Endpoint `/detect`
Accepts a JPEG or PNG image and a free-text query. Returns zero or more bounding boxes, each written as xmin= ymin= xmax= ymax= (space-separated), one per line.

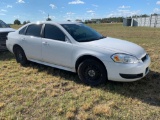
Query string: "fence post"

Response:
xmin=150 ymin=14 xmax=152 ymax=27
xmin=144 ymin=17 xmax=146 ymax=26
xmin=155 ymin=15 xmax=158 ymax=28
xmin=141 ymin=16 xmax=142 ymax=26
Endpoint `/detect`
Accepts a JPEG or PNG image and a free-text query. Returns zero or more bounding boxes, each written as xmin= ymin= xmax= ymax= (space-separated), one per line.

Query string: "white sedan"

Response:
xmin=6 ymin=21 xmax=151 ymax=86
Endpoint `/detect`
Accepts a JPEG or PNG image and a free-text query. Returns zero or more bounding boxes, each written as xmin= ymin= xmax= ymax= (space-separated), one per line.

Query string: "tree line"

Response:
xmin=13 ymin=14 xmax=154 ymax=25
xmin=84 ymin=14 xmax=153 ymax=24
xmin=13 ymin=17 xmax=52 ymax=25
xmin=13 ymin=17 xmax=123 ymax=25
xmin=84 ymin=17 xmax=123 ymax=24
xmin=14 ymin=19 xmax=31 ymax=25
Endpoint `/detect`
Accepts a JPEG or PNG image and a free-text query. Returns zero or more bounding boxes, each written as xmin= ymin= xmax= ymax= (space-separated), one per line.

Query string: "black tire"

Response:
xmin=14 ymin=47 xmax=28 ymax=66
xmin=78 ymin=59 xmax=107 ymax=86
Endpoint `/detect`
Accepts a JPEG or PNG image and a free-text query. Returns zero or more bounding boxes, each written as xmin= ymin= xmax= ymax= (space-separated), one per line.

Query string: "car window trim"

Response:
xmin=19 ymin=25 xmax=28 ymax=35
xmin=41 ymin=24 xmax=45 ymax=38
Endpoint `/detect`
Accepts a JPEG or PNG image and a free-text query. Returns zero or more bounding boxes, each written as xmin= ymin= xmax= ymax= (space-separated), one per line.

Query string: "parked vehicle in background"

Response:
xmin=0 ymin=20 xmax=15 ymax=51
xmin=6 ymin=21 xmax=151 ymax=86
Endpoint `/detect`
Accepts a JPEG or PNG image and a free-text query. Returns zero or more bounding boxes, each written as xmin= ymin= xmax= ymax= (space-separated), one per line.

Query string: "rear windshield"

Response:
xmin=0 ymin=20 xmax=10 ymax=28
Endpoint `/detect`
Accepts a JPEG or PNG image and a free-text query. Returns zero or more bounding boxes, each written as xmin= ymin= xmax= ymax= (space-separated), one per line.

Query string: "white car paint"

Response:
xmin=6 ymin=21 xmax=151 ymax=82
xmin=21 ymin=35 xmax=42 ymax=61
xmin=41 ymin=38 xmax=74 ymax=68
xmin=0 ymin=28 xmax=15 ymax=32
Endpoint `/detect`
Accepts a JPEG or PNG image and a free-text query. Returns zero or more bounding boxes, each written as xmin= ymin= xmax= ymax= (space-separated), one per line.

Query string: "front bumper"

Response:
xmin=0 ymin=32 xmax=10 ymax=51
xmin=102 ymin=55 xmax=151 ymax=82
xmin=0 ymin=41 xmax=7 ymax=51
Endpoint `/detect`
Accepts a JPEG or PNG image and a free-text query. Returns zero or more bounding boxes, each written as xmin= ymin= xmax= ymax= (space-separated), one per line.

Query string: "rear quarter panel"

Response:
xmin=6 ymin=31 xmax=21 ymax=53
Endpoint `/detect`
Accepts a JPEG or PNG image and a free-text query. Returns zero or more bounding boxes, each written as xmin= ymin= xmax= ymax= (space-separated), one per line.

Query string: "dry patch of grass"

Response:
xmin=93 ymin=103 xmax=112 ymax=116
xmin=1 ymin=24 xmax=160 ymax=119
xmin=10 ymin=25 xmax=23 ymax=29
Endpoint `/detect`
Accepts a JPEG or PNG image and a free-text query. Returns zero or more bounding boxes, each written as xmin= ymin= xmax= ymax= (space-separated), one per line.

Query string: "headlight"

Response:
xmin=111 ymin=54 xmax=139 ymax=64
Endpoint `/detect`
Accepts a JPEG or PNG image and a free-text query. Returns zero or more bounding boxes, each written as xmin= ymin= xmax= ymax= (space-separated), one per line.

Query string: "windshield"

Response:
xmin=0 ymin=20 xmax=10 ymax=28
xmin=61 ymin=23 xmax=105 ymax=42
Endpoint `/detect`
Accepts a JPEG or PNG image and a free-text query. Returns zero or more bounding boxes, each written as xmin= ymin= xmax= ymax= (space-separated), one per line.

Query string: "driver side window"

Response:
xmin=44 ymin=24 xmax=65 ymax=41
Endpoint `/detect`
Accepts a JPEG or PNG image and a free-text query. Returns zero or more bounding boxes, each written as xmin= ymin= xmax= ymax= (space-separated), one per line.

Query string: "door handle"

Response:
xmin=22 ymin=38 xmax=25 ymax=41
xmin=42 ymin=41 xmax=48 ymax=45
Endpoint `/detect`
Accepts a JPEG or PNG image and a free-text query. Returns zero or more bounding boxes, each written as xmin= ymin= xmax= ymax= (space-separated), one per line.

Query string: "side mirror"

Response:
xmin=65 ymin=36 xmax=71 ymax=43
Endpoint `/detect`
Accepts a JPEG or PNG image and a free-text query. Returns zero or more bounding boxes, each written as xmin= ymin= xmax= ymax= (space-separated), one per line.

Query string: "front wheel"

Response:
xmin=14 ymin=47 xmax=28 ymax=66
xmin=78 ymin=59 xmax=107 ymax=86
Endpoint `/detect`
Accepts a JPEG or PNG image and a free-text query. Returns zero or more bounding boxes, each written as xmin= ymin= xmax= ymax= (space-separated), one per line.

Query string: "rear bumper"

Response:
xmin=102 ymin=56 xmax=151 ymax=82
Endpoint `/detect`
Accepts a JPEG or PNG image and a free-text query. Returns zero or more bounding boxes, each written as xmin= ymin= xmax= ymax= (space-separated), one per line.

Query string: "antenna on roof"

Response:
xmin=46 ymin=14 xmax=52 ymax=21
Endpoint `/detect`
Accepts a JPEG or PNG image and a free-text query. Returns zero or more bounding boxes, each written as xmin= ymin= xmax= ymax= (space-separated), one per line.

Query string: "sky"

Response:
xmin=0 ymin=0 xmax=160 ymax=23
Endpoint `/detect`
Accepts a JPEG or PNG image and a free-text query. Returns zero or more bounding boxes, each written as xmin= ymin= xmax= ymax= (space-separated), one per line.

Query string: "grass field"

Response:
xmin=0 ymin=24 xmax=160 ymax=120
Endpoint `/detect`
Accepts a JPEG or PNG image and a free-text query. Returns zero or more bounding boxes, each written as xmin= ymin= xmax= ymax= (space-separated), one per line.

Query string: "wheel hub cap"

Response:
xmin=88 ymin=70 xmax=96 ymax=77
xmin=18 ymin=53 xmax=23 ymax=60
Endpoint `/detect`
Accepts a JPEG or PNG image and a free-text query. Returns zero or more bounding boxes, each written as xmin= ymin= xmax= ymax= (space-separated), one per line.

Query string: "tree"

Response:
xmin=26 ymin=20 xmax=30 ymax=23
xmin=23 ymin=21 xmax=27 ymax=25
xmin=14 ymin=19 xmax=21 ymax=25
xmin=141 ymin=14 xmax=149 ymax=17
xmin=152 ymin=13 xmax=158 ymax=16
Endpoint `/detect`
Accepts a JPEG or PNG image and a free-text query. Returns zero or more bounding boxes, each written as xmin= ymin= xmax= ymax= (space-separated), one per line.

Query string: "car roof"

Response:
xmin=29 ymin=21 xmax=82 ymax=25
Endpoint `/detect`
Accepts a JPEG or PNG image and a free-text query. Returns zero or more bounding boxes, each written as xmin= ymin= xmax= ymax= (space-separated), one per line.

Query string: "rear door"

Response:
xmin=41 ymin=24 xmax=73 ymax=68
xmin=21 ymin=24 xmax=42 ymax=61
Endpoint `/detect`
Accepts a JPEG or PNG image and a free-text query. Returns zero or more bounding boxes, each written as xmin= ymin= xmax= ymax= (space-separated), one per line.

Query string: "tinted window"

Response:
xmin=26 ymin=24 xmax=42 ymax=37
xmin=44 ymin=24 xmax=65 ymax=41
xmin=0 ymin=20 xmax=10 ymax=28
xmin=19 ymin=26 xmax=27 ymax=35
xmin=61 ymin=24 xmax=105 ymax=42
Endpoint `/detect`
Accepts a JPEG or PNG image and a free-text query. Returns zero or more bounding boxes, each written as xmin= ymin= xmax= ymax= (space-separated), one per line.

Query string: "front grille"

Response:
xmin=0 ymin=32 xmax=9 ymax=41
xmin=141 ymin=54 xmax=148 ymax=62
xmin=120 ymin=73 xmax=143 ymax=79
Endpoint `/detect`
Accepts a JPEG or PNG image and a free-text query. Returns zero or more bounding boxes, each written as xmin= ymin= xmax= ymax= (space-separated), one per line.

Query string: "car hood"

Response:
xmin=80 ymin=37 xmax=146 ymax=59
xmin=0 ymin=28 xmax=15 ymax=32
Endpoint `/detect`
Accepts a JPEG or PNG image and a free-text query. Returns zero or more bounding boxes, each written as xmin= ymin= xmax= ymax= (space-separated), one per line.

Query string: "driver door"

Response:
xmin=41 ymin=24 xmax=73 ymax=68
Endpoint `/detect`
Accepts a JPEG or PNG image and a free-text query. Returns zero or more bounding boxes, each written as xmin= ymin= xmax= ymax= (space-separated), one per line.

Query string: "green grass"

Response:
xmin=0 ymin=23 xmax=160 ymax=120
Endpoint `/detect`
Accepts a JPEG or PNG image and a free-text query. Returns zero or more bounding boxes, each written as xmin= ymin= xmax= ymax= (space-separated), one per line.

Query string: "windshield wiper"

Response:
xmin=78 ymin=36 xmax=106 ymax=42
xmin=78 ymin=38 xmax=99 ymax=42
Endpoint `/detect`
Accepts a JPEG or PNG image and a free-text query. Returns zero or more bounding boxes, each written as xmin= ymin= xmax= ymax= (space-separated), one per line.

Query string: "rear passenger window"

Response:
xmin=26 ymin=24 xmax=42 ymax=37
xmin=44 ymin=24 xmax=65 ymax=41
xmin=19 ymin=26 xmax=27 ymax=35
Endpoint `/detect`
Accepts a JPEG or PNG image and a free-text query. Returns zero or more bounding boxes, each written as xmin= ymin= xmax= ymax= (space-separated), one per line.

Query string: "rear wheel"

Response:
xmin=14 ymin=47 xmax=28 ymax=66
xmin=78 ymin=59 xmax=107 ymax=86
